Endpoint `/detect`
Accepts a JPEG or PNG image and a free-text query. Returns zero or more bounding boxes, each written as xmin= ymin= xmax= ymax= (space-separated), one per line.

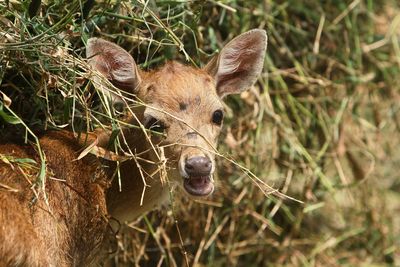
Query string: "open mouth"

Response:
xmin=183 ymin=175 xmax=214 ymax=196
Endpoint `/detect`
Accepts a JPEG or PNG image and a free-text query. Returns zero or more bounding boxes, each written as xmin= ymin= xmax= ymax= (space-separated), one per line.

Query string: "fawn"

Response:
xmin=0 ymin=29 xmax=267 ymax=266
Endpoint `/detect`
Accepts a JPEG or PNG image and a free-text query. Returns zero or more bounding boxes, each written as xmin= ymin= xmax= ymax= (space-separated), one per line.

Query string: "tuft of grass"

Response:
xmin=1 ymin=0 xmax=399 ymax=266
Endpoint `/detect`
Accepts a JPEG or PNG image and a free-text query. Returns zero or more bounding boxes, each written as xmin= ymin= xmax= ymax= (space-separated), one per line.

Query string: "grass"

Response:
xmin=1 ymin=0 xmax=400 ymax=266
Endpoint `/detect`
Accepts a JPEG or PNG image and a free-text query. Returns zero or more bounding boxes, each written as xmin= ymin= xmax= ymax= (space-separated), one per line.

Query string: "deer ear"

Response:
xmin=204 ymin=29 xmax=267 ymax=98
xmin=86 ymin=38 xmax=141 ymax=102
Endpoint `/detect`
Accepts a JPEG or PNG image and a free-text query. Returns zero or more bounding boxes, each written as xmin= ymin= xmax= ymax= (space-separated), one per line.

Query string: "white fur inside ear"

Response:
xmin=218 ymin=47 xmax=243 ymax=75
xmin=87 ymin=38 xmax=141 ymax=93
xmin=212 ymin=29 xmax=267 ymax=97
xmin=218 ymin=38 xmax=261 ymax=75
xmin=110 ymin=53 xmax=137 ymax=84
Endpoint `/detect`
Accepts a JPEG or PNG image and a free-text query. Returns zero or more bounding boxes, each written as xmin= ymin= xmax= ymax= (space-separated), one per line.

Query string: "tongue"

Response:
xmin=183 ymin=175 xmax=214 ymax=196
xmin=188 ymin=176 xmax=208 ymax=187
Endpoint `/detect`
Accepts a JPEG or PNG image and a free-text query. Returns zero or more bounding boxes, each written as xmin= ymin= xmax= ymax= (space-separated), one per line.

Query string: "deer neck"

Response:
xmin=105 ymin=112 xmax=172 ymax=224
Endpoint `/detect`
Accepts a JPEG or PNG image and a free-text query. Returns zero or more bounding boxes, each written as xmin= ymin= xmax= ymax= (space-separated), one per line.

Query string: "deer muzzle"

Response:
xmin=181 ymin=156 xmax=214 ymax=196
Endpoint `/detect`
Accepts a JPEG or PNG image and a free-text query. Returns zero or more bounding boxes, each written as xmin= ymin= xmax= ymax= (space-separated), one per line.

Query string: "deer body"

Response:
xmin=0 ymin=132 xmax=108 ymax=266
xmin=0 ymin=30 xmax=267 ymax=266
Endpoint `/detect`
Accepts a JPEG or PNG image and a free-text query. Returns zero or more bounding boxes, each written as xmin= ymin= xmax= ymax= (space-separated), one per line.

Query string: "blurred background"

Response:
xmin=0 ymin=0 xmax=399 ymax=266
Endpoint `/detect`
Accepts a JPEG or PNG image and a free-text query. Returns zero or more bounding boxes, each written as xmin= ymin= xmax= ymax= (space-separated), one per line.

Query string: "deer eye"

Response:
xmin=212 ymin=109 xmax=224 ymax=125
xmin=144 ymin=116 xmax=165 ymax=133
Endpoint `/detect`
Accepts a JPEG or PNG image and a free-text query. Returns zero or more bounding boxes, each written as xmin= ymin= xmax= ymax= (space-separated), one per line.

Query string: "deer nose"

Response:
xmin=185 ymin=156 xmax=212 ymax=176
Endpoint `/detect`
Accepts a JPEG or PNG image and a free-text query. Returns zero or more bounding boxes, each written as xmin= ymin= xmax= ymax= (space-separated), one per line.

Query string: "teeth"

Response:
xmin=183 ymin=176 xmax=214 ymax=196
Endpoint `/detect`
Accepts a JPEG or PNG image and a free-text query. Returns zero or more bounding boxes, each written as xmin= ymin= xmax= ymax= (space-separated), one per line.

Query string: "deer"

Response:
xmin=0 ymin=29 xmax=267 ymax=266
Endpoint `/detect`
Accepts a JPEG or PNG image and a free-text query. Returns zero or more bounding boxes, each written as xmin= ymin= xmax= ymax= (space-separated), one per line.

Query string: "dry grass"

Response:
xmin=1 ymin=0 xmax=399 ymax=266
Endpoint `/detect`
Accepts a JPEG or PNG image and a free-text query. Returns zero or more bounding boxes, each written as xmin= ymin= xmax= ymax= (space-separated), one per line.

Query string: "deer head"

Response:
xmin=86 ymin=29 xmax=267 ymax=197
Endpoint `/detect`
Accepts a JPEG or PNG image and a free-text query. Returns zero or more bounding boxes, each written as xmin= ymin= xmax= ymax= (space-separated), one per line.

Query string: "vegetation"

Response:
xmin=1 ymin=0 xmax=399 ymax=265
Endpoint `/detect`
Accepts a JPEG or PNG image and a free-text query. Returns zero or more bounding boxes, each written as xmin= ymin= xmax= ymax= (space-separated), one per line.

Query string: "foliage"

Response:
xmin=1 ymin=0 xmax=399 ymax=266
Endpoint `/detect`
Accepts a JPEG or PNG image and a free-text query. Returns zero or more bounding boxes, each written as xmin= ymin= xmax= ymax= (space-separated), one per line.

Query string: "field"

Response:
xmin=0 ymin=0 xmax=399 ymax=266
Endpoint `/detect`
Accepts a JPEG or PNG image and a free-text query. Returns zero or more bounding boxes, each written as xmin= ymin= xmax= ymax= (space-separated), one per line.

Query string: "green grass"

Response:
xmin=1 ymin=0 xmax=399 ymax=266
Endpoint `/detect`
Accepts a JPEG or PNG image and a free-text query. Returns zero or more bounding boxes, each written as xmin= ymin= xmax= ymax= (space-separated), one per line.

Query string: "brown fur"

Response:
xmin=0 ymin=63 xmax=222 ymax=266
xmin=105 ymin=63 xmax=224 ymax=223
xmin=0 ymin=29 xmax=267 ymax=266
xmin=0 ymin=132 xmax=108 ymax=266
